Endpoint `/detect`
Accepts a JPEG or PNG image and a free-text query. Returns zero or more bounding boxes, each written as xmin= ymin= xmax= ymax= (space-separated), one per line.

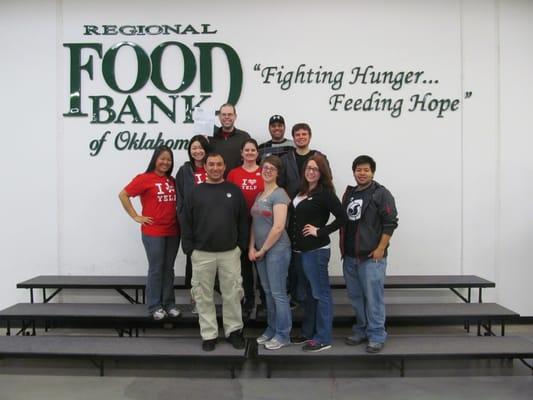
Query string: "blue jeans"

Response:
xmin=142 ymin=234 xmax=179 ymax=313
xmin=256 ymin=245 xmax=292 ymax=344
xmin=300 ymin=248 xmax=333 ymax=345
xmin=343 ymin=256 xmax=387 ymax=343
xmin=290 ymin=252 xmax=308 ymax=304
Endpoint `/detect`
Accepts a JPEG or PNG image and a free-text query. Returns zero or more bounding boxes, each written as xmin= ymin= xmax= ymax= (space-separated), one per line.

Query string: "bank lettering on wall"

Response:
xmin=62 ymin=24 xmax=242 ymax=156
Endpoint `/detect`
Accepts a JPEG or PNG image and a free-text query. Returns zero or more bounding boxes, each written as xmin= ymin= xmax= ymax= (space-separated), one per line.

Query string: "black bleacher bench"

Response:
xmin=0 ymin=302 xmax=518 ymax=337
xmin=0 ymin=335 xmax=246 ymax=377
xmin=17 ymin=274 xmax=495 ymax=304
xmin=256 ymin=335 xmax=533 ymax=377
xmin=0 ymin=335 xmax=531 ymax=378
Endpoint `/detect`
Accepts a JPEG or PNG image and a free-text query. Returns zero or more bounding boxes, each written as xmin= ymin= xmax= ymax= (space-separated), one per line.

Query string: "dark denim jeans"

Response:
xmin=343 ymin=256 xmax=387 ymax=343
xmin=142 ymin=234 xmax=179 ymax=313
xmin=256 ymin=245 xmax=292 ymax=344
xmin=300 ymin=248 xmax=333 ymax=345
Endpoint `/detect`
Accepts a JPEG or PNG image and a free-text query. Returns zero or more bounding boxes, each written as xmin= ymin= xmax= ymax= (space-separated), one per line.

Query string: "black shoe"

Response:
xmin=290 ymin=335 xmax=310 ymax=345
xmin=290 ymin=300 xmax=299 ymax=310
xmin=302 ymin=340 xmax=332 ymax=353
xmin=366 ymin=342 xmax=384 ymax=353
xmin=202 ymin=338 xmax=217 ymax=352
xmin=226 ymin=330 xmax=246 ymax=350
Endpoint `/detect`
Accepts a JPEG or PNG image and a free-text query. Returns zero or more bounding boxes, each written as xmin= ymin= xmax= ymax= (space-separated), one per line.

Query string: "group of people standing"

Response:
xmin=119 ymin=103 xmax=399 ymax=354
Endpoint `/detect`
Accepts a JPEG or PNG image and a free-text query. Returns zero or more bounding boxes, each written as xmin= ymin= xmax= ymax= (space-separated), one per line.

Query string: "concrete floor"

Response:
xmin=0 ymin=375 xmax=532 ymax=400
xmin=0 ymin=324 xmax=532 ymax=399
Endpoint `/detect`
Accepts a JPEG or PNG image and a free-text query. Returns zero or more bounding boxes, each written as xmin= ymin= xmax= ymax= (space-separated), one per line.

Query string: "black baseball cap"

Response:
xmin=269 ymin=115 xmax=285 ymax=125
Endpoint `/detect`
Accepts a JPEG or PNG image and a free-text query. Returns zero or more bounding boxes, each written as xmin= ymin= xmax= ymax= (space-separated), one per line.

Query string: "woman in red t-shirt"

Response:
xmin=175 ymin=135 xmax=210 ymax=291
xmin=119 ymin=145 xmax=181 ymax=320
xmin=227 ymin=138 xmax=265 ymax=318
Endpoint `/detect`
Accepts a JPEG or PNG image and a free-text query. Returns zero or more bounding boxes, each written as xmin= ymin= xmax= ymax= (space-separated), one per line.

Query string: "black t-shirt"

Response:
xmin=344 ymin=186 xmax=372 ymax=257
xmin=295 ymin=150 xmax=316 ymax=177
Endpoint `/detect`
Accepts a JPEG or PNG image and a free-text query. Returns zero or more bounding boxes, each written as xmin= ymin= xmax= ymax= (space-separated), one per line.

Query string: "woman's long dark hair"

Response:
xmin=187 ymin=135 xmax=211 ymax=166
xmin=298 ymin=154 xmax=334 ymax=195
xmin=146 ymin=145 xmax=174 ymax=177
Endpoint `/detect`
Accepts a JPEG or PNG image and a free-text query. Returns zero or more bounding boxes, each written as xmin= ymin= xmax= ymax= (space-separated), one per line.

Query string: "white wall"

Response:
xmin=0 ymin=0 xmax=531 ymax=315
xmin=0 ymin=0 xmax=59 ymax=307
xmin=497 ymin=0 xmax=533 ymax=315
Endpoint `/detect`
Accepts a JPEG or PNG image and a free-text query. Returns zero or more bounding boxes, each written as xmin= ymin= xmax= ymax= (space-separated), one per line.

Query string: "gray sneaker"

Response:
xmin=345 ymin=335 xmax=367 ymax=346
xmin=256 ymin=334 xmax=271 ymax=345
xmin=366 ymin=342 xmax=384 ymax=353
xmin=167 ymin=308 xmax=181 ymax=318
xmin=152 ymin=308 xmax=167 ymax=320
xmin=264 ymin=338 xmax=289 ymax=350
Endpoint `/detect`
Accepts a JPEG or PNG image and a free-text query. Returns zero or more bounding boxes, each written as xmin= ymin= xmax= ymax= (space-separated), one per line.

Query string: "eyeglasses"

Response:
xmin=305 ymin=166 xmax=320 ymax=173
xmin=262 ymin=166 xmax=277 ymax=172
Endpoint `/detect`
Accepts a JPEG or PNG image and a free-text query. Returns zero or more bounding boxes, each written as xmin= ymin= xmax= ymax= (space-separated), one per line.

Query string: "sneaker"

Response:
xmin=290 ymin=300 xmax=299 ymax=310
xmin=166 ymin=308 xmax=181 ymax=318
xmin=366 ymin=342 xmax=384 ymax=353
xmin=227 ymin=330 xmax=246 ymax=350
xmin=264 ymin=338 xmax=289 ymax=350
xmin=256 ymin=334 xmax=271 ymax=345
xmin=302 ymin=340 xmax=332 ymax=352
xmin=151 ymin=308 xmax=167 ymax=320
xmin=291 ymin=335 xmax=310 ymax=345
xmin=345 ymin=335 xmax=367 ymax=346
xmin=202 ymin=338 xmax=217 ymax=352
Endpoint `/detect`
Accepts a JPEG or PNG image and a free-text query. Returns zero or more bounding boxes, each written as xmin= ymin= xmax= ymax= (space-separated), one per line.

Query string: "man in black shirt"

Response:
xmin=280 ymin=123 xmax=328 ymax=199
xmin=181 ymin=153 xmax=249 ymax=351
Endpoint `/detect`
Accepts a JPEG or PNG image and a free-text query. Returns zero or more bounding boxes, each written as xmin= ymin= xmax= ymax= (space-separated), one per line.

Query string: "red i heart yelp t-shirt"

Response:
xmin=124 ymin=172 xmax=179 ymax=237
xmin=226 ymin=166 xmax=264 ymax=211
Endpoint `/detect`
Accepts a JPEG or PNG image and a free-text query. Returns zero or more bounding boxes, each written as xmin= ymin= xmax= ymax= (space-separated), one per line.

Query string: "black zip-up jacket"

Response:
xmin=181 ymin=181 xmax=249 ymax=255
xmin=289 ymin=188 xmax=345 ymax=252
xmin=339 ymin=181 xmax=398 ymax=258
xmin=175 ymin=161 xmax=195 ymax=216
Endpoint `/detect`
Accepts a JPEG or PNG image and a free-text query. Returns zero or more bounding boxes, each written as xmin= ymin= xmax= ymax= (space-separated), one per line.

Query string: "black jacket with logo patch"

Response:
xmin=339 ymin=181 xmax=398 ymax=258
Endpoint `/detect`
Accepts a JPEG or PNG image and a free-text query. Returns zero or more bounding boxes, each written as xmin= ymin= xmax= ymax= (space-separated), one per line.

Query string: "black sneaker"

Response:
xmin=202 ymin=338 xmax=217 ymax=352
xmin=302 ymin=340 xmax=332 ymax=353
xmin=226 ymin=330 xmax=246 ymax=350
xmin=290 ymin=335 xmax=310 ymax=345
xmin=366 ymin=342 xmax=384 ymax=353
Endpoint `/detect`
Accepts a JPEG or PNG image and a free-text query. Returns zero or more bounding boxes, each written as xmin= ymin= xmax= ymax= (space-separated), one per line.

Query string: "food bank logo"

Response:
xmin=63 ymin=24 xmax=243 ymax=125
